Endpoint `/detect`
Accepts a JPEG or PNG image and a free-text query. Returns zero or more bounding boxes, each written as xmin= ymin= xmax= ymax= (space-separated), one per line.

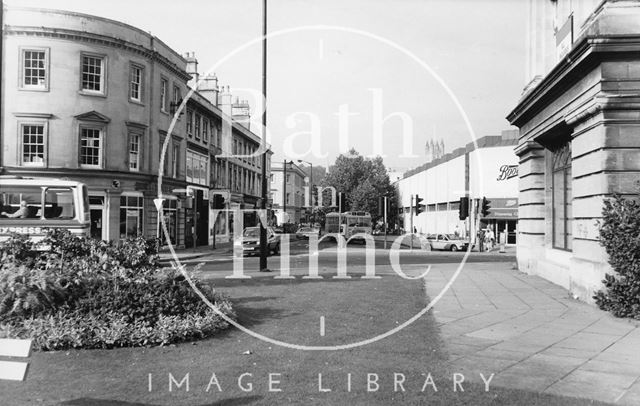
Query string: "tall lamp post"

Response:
xmin=297 ymin=159 xmax=312 ymax=223
xmin=259 ymin=0 xmax=269 ymax=272
xmin=282 ymin=160 xmax=293 ymax=225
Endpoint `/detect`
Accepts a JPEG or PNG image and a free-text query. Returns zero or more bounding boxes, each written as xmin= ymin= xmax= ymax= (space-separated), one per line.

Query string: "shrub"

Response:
xmin=594 ymin=194 xmax=640 ymax=318
xmin=0 ymin=230 xmax=235 ymax=350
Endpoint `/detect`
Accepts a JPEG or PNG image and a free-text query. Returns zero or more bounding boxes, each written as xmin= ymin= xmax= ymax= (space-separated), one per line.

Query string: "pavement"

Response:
xmin=426 ymin=262 xmax=640 ymax=405
xmin=157 ymin=242 xmax=233 ymax=263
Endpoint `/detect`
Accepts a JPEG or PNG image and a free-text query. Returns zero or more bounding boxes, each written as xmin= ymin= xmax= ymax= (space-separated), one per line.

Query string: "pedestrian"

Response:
xmin=478 ymin=228 xmax=485 ymax=252
xmin=413 ymin=226 xmax=417 ymax=234
xmin=2 ymin=200 xmax=29 ymax=218
xmin=454 ymin=225 xmax=460 ymax=237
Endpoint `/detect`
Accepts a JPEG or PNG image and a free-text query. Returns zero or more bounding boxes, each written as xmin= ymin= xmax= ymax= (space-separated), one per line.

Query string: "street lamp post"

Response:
xmin=282 ymin=160 xmax=294 ymax=226
xmin=259 ymin=0 xmax=269 ymax=272
xmin=297 ymin=159 xmax=312 ymax=223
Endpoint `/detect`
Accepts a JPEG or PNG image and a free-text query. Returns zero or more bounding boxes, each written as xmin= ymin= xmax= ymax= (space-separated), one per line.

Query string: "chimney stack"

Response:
xmin=184 ymin=52 xmax=199 ymax=89
xmin=199 ymin=73 xmax=219 ymax=106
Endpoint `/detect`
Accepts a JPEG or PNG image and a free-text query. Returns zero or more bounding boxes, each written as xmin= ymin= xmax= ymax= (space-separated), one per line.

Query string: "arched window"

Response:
xmin=552 ymin=142 xmax=572 ymax=250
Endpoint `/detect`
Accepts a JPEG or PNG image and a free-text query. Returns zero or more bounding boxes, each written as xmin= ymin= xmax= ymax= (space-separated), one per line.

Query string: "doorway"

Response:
xmin=89 ymin=195 xmax=106 ymax=240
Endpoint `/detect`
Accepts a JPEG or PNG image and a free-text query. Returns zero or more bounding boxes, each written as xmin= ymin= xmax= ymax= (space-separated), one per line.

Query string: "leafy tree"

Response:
xmin=322 ymin=149 xmax=398 ymax=226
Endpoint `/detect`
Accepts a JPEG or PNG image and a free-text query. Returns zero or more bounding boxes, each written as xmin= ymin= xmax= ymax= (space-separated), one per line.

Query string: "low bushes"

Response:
xmin=594 ymin=194 xmax=640 ymax=319
xmin=0 ymin=230 xmax=234 ymax=350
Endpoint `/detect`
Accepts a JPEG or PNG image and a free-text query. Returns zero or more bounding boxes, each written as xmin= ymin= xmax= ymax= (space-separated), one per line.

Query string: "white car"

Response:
xmin=426 ymin=234 xmax=469 ymax=251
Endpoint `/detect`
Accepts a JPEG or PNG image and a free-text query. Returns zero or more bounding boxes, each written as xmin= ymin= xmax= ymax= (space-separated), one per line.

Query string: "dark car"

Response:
xmin=236 ymin=226 xmax=280 ymax=256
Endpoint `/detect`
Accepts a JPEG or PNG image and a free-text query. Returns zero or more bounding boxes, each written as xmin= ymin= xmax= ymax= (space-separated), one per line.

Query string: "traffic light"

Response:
xmin=212 ymin=194 xmax=225 ymax=209
xmin=459 ymin=197 xmax=469 ymax=220
xmin=481 ymin=197 xmax=491 ymax=217
xmin=414 ymin=194 xmax=425 ymax=215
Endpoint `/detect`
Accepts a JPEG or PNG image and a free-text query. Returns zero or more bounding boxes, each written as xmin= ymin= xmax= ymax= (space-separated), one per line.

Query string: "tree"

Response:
xmin=322 ymin=149 xmax=398 ymax=226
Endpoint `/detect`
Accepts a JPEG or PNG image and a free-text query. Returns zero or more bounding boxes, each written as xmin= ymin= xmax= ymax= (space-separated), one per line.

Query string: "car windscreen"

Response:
xmin=243 ymin=228 xmax=260 ymax=238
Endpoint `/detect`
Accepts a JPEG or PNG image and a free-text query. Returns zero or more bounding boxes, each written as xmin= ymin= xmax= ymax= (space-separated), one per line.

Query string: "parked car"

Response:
xmin=426 ymin=233 xmax=469 ymax=251
xmin=296 ymin=226 xmax=320 ymax=239
xmin=236 ymin=226 xmax=280 ymax=256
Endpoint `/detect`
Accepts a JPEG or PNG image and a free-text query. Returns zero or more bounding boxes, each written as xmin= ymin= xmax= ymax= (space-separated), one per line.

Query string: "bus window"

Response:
xmin=44 ymin=188 xmax=76 ymax=219
xmin=0 ymin=187 xmax=42 ymax=219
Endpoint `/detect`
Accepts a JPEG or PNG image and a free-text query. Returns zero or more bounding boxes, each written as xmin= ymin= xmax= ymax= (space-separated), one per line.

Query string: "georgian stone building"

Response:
xmin=0 ymin=6 xmax=271 ymax=246
xmin=507 ymin=0 xmax=640 ymax=302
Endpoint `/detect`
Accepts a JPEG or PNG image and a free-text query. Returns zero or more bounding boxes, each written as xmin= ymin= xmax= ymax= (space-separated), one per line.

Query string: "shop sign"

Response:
xmin=0 ymin=226 xmax=45 ymax=234
xmin=497 ymin=165 xmax=518 ymax=181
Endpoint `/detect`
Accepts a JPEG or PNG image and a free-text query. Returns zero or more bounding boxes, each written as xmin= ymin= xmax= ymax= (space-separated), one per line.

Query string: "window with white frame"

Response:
xmin=21 ymin=123 xmax=46 ymax=166
xmin=129 ymin=133 xmax=141 ymax=171
xmin=186 ymin=110 xmax=193 ymax=136
xmin=172 ymin=143 xmax=179 ymax=178
xmin=173 ymin=85 xmax=181 ymax=104
xmin=21 ymin=48 xmax=48 ymax=90
xmin=194 ymin=113 xmax=201 ymax=140
xmin=129 ymin=64 xmax=143 ymax=102
xmin=80 ymin=127 xmax=103 ymax=167
xmin=202 ymin=118 xmax=209 ymax=143
xmin=160 ymin=78 xmax=168 ymax=112
xmin=120 ymin=195 xmax=143 ymax=238
xmin=81 ymin=54 xmax=105 ymax=94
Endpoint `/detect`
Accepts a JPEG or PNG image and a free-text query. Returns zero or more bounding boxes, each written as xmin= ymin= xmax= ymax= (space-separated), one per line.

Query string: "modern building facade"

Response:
xmin=397 ymin=131 xmax=519 ymax=243
xmin=507 ymin=0 xmax=640 ymax=302
xmin=270 ymin=160 xmax=306 ymax=224
xmin=0 ymin=6 xmax=271 ymax=246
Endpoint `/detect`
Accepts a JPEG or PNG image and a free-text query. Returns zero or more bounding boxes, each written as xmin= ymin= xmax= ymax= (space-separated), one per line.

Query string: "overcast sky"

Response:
xmin=8 ymin=0 xmax=528 ymax=170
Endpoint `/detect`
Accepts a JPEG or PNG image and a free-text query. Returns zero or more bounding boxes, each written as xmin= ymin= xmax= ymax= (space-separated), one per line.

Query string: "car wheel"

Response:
xmin=450 ymin=245 xmax=459 ymax=252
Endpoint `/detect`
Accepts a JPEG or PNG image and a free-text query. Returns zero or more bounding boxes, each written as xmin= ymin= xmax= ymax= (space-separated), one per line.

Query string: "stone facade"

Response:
xmin=508 ymin=0 xmax=640 ymax=302
xmin=0 ymin=6 xmax=272 ymax=246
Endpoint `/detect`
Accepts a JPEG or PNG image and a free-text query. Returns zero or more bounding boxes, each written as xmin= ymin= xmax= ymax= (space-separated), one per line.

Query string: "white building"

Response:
xmin=397 ymin=132 xmax=518 ymax=243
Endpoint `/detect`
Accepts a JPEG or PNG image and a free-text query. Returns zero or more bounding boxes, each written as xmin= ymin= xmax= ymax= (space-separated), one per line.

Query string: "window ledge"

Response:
xmin=78 ymin=90 xmax=107 ymax=98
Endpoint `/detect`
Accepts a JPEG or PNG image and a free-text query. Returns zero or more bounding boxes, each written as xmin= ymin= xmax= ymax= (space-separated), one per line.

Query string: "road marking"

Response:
xmin=320 ymin=316 xmax=325 ymax=337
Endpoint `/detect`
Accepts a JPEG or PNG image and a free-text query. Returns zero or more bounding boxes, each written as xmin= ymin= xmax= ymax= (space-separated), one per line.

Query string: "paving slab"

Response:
xmin=426 ymin=262 xmax=640 ymax=405
xmin=545 ymin=369 xmax=637 ymax=404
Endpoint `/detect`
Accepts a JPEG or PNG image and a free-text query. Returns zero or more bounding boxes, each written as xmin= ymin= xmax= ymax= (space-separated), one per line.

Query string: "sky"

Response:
xmin=7 ymin=0 xmax=528 ymax=170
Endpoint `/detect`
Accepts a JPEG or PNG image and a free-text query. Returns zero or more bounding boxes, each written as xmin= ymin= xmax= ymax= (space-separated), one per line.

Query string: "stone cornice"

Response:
xmin=4 ymin=26 xmax=191 ymax=82
xmin=514 ymin=140 xmax=544 ymax=157
xmin=565 ymin=93 xmax=640 ymax=125
xmin=507 ymin=35 xmax=640 ymax=128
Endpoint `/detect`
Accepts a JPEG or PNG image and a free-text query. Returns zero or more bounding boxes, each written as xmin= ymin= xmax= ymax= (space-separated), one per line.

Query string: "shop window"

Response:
xmin=120 ymin=195 xmax=143 ymax=238
xmin=552 ymin=142 xmax=572 ymax=250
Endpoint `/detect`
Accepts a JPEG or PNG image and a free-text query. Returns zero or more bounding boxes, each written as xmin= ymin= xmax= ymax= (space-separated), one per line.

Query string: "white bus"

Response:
xmin=0 ymin=176 xmax=90 ymax=242
xmin=325 ymin=211 xmax=372 ymax=241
